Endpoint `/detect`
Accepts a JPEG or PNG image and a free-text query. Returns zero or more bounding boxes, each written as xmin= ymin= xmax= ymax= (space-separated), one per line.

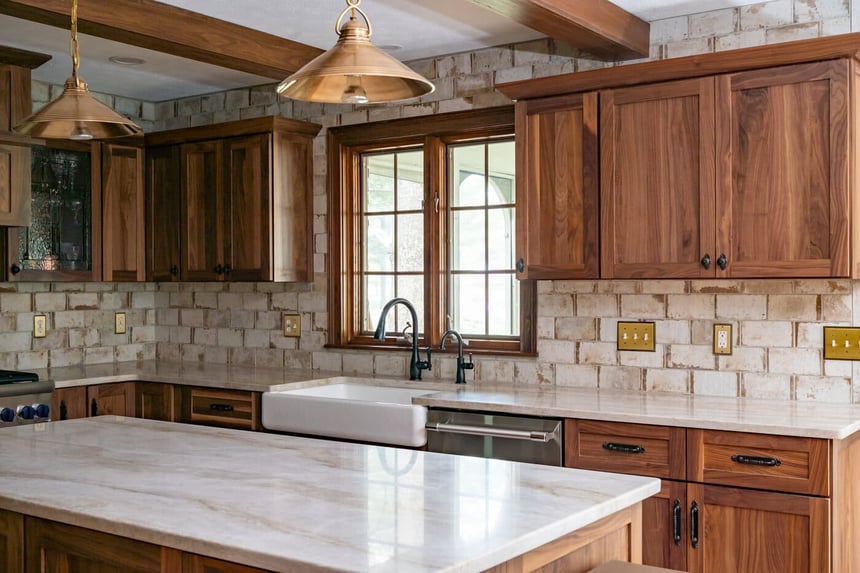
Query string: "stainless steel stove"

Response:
xmin=0 ymin=370 xmax=53 ymax=426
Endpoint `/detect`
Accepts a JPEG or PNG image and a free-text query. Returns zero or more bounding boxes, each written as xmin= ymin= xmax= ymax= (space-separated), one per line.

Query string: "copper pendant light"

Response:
xmin=278 ymin=0 xmax=434 ymax=105
xmin=14 ymin=0 xmax=142 ymax=140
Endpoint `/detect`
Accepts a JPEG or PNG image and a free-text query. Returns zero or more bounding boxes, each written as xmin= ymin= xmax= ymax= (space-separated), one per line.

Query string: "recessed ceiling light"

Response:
xmin=379 ymin=44 xmax=402 ymax=52
xmin=109 ymin=56 xmax=146 ymax=66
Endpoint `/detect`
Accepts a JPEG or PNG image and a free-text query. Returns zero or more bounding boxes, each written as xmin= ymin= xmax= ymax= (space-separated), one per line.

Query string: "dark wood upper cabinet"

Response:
xmin=101 ymin=142 xmax=145 ymax=281
xmin=145 ymin=116 xmax=319 ymax=282
xmin=515 ymin=92 xmax=599 ymax=279
xmin=715 ymin=59 xmax=850 ymax=278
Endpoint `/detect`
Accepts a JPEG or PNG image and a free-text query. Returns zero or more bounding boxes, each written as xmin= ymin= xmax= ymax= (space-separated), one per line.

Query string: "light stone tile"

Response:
xmin=718 ymin=347 xmax=766 ymax=372
xmin=242 ymin=293 xmax=269 ymax=311
xmin=180 ymin=309 xmax=206 ymax=328
xmin=218 ymin=328 xmax=244 ymax=348
xmin=132 ymin=292 xmax=156 ymax=308
xmin=0 ymin=332 xmax=31 ymax=352
xmin=650 ymin=15 xmax=689 ymax=43
xmin=69 ymin=328 xmax=99 ymax=348
xmin=230 ymin=310 xmax=255 ymax=329
xmin=576 ymin=294 xmax=618 ymax=317
xmin=664 ymin=37 xmax=714 ymax=58
xmin=116 ymin=344 xmax=147 ymax=362
xmin=692 ymin=280 xmax=740 ymax=294
xmin=766 ymin=22 xmax=821 ymax=42
xmin=599 ymin=318 xmax=621 ymax=341
xmin=50 ymin=348 xmax=83 ymax=367
xmin=254 ymin=349 xmax=285 ymax=368
xmin=54 ymin=311 xmax=85 ymax=329
xmin=170 ymin=326 xmax=192 ymax=344
xmin=741 ymin=320 xmax=793 ymax=347
xmin=796 ymin=375 xmax=851 ymax=403
xmin=740 ymin=373 xmax=792 ymax=400
xmin=374 ymin=354 xmax=407 ymax=378
xmin=821 ymin=294 xmax=852 ymax=321
xmin=555 ymin=364 xmax=598 ymax=388
xmin=216 ymin=293 xmax=242 ymax=310
xmin=0 ymin=293 xmax=31 ymax=313
xmin=157 ymin=343 xmax=180 ymax=361
xmin=620 ymin=295 xmax=666 ymax=319
xmin=796 ymin=279 xmax=851 ymax=294
xmin=768 ymin=294 xmax=818 ymax=320
xmin=84 ymin=347 xmax=114 ymax=365
xmin=180 ymin=345 xmax=206 ymax=362
xmin=255 ymin=311 xmax=282 ymax=330
xmin=668 ymin=345 xmax=716 ymax=370
xmin=598 ymin=366 xmax=643 ymax=391
xmin=513 ymin=361 xmax=555 ymax=385
xmin=131 ymin=326 xmax=156 ymax=344
xmin=822 ymin=15 xmax=851 ymax=33
xmin=690 ymin=8 xmax=737 ymax=37
xmin=473 ymin=46 xmax=514 ymax=71
xmin=740 ymin=0 xmax=794 ymax=30
xmin=619 ymin=346 xmax=664 ymax=368
xmin=597 ymin=281 xmax=639 ymax=294
xmin=16 ymin=351 xmax=48 ymax=370
xmin=716 ymin=29 xmax=768 ymax=50
xmin=797 ymin=322 xmax=833 ymax=348
xmin=693 ymin=370 xmax=738 ymax=397
xmin=206 ymin=310 xmax=230 ymax=328
xmin=667 ymin=294 xmax=715 ymax=319
xmin=653 ymin=320 xmax=692 ymax=344
xmin=193 ymin=328 xmax=218 ymax=346
xmin=342 ymin=353 xmax=374 ymax=375
xmin=553 ymin=281 xmax=598 ymax=294
xmin=0 ymin=354 xmax=15 ymax=369
xmin=740 ymin=280 xmax=794 ymax=294
xmin=436 ymin=53 xmax=471 ymax=78
xmin=640 ymin=280 xmax=688 ymax=294
xmin=244 ymin=330 xmax=269 ymax=349
xmin=537 ymin=281 xmax=554 ymax=295
xmin=230 ymin=348 xmax=256 ymax=366
xmin=538 ymin=294 xmax=574 ymax=317
xmin=579 ymin=341 xmax=618 ymax=365
xmin=645 ymin=369 xmax=690 ymax=393
xmin=794 ymin=0 xmax=849 ymax=20
xmin=202 ymin=346 xmax=229 ymax=364
xmin=537 ymin=317 xmax=555 ymax=340
xmin=284 ymin=351 xmax=313 ymax=370
xmin=34 ymin=293 xmax=66 ymax=312
xmin=716 ymin=294 xmax=767 ymax=319
xmin=453 ymin=73 xmax=493 ymax=98
xmin=824 ymin=358 xmax=852 ymax=377
xmin=554 ymin=317 xmax=597 ymax=341
xmin=477 ymin=359 xmax=515 ymax=383
xmin=494 ymin=65 xmax=535 ymax=84
xmin=768 ymin=347 xmax=821 ymax=375
xmin=298 ymin=292 xmax=327 ymax=313
xmin=269 ymin=333 xmax=298 ymax=350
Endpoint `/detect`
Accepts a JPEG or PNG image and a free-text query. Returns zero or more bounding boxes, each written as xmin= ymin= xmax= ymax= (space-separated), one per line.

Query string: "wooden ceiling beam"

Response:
xmin=466 ymin=0 xmax=650 ymax=60
xmin=0 ymin=0 xmax=323 ymax=80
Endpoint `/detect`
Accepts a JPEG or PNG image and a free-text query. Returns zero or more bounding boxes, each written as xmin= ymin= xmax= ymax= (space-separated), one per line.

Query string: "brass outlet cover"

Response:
xmin=617 ymin=321 xmax=655 ymax=352
xmin=824 ymin=326 xmax=860 ymax=360
xmin=115 ymin=312 xmax=127 ymax=335
xmin=283 ymin=313 xmax=301 ymax=338
xmin=33 ymin=315 xmax=47 ymax=339
xmin=713 ymin=324 xmax=732 ymax=355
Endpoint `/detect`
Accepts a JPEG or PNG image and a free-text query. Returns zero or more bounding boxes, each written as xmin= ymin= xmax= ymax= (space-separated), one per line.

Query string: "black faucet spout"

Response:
xmin=441 ymin=329 xmax=472 ymax=384
xmin=374 ymin=298 xmax=431 ymax=380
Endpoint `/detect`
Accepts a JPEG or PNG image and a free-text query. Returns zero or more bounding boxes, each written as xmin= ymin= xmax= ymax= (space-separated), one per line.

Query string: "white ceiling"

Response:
xmin=0 ymin=0 xmax=766 ymax=102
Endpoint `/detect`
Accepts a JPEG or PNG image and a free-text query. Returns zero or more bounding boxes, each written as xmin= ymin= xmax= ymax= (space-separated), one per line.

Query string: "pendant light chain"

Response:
xmin=336 ymin=0 xmax=372 ymax=38
xmin=70 ymin=0 xmax=81 ymax=84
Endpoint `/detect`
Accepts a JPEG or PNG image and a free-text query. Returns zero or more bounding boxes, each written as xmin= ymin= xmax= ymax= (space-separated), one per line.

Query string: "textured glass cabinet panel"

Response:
xmin=21 ymin=145 xmax=92 ymax=271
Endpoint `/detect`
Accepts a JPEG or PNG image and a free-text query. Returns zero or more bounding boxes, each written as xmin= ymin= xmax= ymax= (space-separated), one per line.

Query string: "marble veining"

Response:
xmin=40 ymin=360 xmax=860 ymax=439
xmin=0 ymin=417 xmax=658 ymax=572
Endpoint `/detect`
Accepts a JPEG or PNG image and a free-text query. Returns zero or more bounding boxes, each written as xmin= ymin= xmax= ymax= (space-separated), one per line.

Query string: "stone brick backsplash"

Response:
xmin=11 ymin=0 xmax=860 ymax=404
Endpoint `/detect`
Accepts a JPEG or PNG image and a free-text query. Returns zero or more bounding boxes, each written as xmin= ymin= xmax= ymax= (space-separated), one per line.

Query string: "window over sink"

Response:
xmin=328 ymin=107 xmax=535 ymax=355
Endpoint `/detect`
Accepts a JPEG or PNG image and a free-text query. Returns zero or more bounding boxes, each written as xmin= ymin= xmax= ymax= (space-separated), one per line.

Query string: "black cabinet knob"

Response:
xmin=700 ymin=253 xmax=711 ymax=270
xmin=223 ymin=264 xmax=232 ymax=274
xmin=717 ymin=253 xmax=728 ymax=271
xmin=516 ymin=258 xmax=525 ymax=273
xmin=10 ymin=264 xmax=20 ymax=275
xmin=169 ymin=265 xmax=178 ymax=276
xmin=214 ymin=264 xmax=224 ymax=274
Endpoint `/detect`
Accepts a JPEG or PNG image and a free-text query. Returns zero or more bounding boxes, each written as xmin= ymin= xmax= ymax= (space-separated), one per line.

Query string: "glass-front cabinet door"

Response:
xmin=6 ymin=141 xmax=100 ymax=281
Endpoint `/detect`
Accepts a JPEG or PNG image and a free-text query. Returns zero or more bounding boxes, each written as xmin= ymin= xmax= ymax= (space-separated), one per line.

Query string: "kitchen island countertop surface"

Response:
xmin=0 ymin=417 xmax=658 ymax=572
xmin=40 ymin=360 xmax=860 ymax=439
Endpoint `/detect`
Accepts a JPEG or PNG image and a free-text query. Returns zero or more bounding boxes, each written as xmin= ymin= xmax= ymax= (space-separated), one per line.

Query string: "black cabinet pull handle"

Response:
xmin=516 ymin=258 xmax=525 ymax=273
xmin=717 ymin=253 xmax=728 ymax=270
xmin=59 ymin=400 xmax=68 ymax=421
xmin=214 ymin=264 xmax=224 ymax=274
xmin=690 ymin=501 xmax=699 ymax=549
xmin=731 ymin=454 xmax=781 ymax=467
xmin=672 ymin=499 xmax=682 ymax=546
xmin=10 ymin=264 xmax=20 ymax=275
xmin=169 ymin=265 xmax=178 ymax=276
xmin=90 ymin=398 xmax=98 ymax=417
xmin=210 ymin=403 xmax=234 ymax=412
xmin=602 ymin=442 xmax=646 ymax=454
xmin=700 ymin=253 xmax=711 ymax=270
xmin=223 ymin=264 xmax=232 ymax=274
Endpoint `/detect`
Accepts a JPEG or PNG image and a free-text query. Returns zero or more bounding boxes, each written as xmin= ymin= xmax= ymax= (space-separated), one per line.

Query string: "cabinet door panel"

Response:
xmin=87 ymin=382 xmax=134 ymax=417
xmin=516 ymin=93 xmax=599 ymax=279
xmin=225 ymin=134 xmax=270 ymax=281
xmin=643 ymin=480 xmax=687 ymax=571
xmin=688 ymin=484 xmax=830 ymax=573
xmin=601 ymin=77 xmax=716 ymax=278
xmin=135 ymin=382 xmax=174 ymax=421
xmin=181 ymin=141 xmax=223 ymax=281
xmin=146 ymin=146 xmax=181 ymax=281
xmin=0 ymin=141 xmax=30 ymax=227
xmin=52 ymin=387 xmax=87 ymax=421
xmin=0 ymin=509 xmax=23 ymax=573
xmin=716 ymin=60 xmax=849 ymax=277
xmin=102 ymin=143 xmax=145 ymax=281
xmin=183 ymin=554 xmax=273 ymax=573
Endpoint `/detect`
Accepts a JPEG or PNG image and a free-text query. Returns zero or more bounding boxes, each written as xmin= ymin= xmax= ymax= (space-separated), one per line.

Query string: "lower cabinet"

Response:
xmin=175 ymin=386 xmax=262 ymax=431
xmin=565 ymin=419 xmax=849 ymax=573
xmin=19 ymin=514 xmax=272 ymax=573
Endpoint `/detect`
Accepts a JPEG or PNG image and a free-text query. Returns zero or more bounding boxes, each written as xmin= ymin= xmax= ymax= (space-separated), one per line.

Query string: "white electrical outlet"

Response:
xmin=713 ymin=324 xmax=732 ymax=355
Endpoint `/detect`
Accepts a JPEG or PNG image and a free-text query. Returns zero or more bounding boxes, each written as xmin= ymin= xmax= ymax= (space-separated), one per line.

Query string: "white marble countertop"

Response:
xmin=37 ymin=360 xmax=860 ymax=439
xmin=0 ymin=417 xmax=658 ymax=572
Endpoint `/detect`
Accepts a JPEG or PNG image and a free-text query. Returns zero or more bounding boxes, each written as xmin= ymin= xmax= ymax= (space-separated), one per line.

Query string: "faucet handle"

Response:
xmin=463 ymin=352 xmax=474 ymax=371
xmin=421 ymin=347 xmax=432 ymax=371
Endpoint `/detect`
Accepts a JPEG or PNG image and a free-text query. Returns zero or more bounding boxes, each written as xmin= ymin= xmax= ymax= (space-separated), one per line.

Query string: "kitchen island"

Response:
xmin=0 ymin=416 xmax=658 ymax=572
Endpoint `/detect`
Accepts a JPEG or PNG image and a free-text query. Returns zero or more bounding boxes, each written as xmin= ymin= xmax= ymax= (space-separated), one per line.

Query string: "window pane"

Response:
xmin=487 ymin=207 xmax=515 ymax=270
xmin=397 ymin=213 xmax=424 ymax=272
xmin=451 ymin=145 xmax=485 ymax=207
xmin=365 ymin=154 xmax=395 ymax=213
xmin=488 ymin=274 xmax=519 ymax=337
xmin=397 ymin=275 xmax=424 ymax=337
xmin=398 ymin=151 xmax=424 ymax=211
xmin=364 ymin=274 xmax=395 ymax=332
xmin=487 ymin=141 xmax=515 ymax=205
xmin=450 ymin=275 xmax=486 ymax=336
xmin=364 ymin=214 xmax=394 ymax=272
xmin=451 ymin=210 xmax=485 ymax=271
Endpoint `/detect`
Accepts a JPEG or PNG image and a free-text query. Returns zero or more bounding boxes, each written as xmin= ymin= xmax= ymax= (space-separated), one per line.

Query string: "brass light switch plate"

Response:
xmin=283 ymin=313 xmax=301 ymax=337
xmin=824 ymin=326 xmax=860 ymax=360
xmin=115 ymin=312 xmax=127 ymax=335
xmin=33 ymin=315 xmax=47 ymax=338
xmin=617 ymin=321 xmax=655 ymax=351
xmin=713 ymin=324 xmax=732 ymax=355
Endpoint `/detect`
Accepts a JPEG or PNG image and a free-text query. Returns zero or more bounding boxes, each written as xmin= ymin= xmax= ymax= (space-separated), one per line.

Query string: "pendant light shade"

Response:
xmin=277 ymin=0 xmax=434 ymax=105
xmin=14 ymin=0 xmax=142 ymax=140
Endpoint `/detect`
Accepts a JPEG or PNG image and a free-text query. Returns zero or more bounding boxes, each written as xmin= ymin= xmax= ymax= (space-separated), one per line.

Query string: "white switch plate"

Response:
xmin=33 ymin=315 xmax=47 ymax=338
xmin=115 ymin=312 xmax=127 ymax=335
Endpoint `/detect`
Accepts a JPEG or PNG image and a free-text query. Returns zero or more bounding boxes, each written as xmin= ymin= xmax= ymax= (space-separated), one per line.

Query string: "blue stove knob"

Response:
xmin=0 ymin=408 xmax=15 ymax=423
xmin=35 ymin=404 xmax=50 ymax=419
xmin=17 ymin=405 xmax=34 ymax=420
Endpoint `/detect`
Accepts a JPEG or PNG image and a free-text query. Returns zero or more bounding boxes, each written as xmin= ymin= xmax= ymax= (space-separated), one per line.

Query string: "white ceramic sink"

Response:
xmin=261 ymin=381 xmax=435 ymax=447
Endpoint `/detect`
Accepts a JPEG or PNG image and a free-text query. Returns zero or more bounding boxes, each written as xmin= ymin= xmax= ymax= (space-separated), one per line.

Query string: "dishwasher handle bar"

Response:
xmin=425 ymin=422 xmax=556 ymax=443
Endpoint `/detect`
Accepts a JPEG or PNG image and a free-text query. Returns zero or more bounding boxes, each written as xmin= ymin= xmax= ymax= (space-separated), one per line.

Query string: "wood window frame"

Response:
xmin=327 ymin=106 xmax=536 ymax=355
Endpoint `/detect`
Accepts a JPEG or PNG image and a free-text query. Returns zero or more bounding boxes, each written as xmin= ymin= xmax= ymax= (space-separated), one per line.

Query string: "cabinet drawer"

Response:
xmin=189 ymin=388 xmax=261 ymax=431
xmin=565 ymin=420 xmax=686 ymax=479
xmin=687 ymin=429 xmax=830 ymax=496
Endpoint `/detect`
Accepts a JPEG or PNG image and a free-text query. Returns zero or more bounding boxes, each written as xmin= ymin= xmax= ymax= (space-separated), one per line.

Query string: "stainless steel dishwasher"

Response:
xmin=425 ymin=409 xmax=563 ymax=466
